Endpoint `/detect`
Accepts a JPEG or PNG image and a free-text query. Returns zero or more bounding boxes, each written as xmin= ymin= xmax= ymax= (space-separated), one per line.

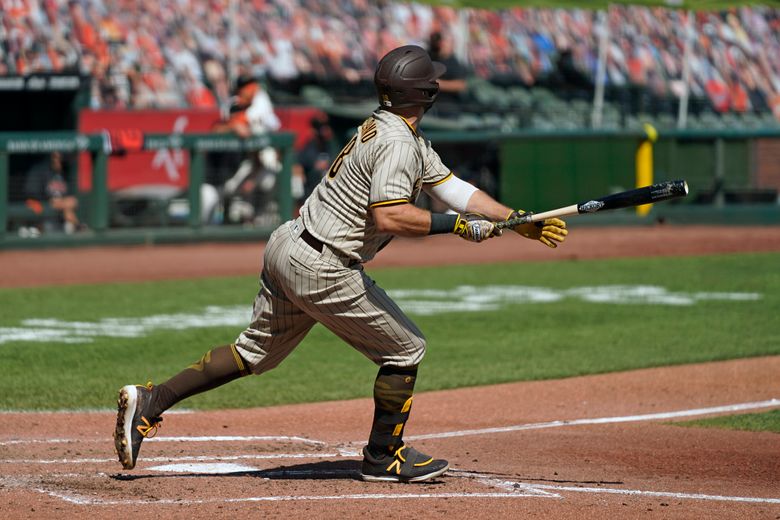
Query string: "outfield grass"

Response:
xmin=675 ymin=410 xmax=780 ymax=434
xmin=0 ymin=252 xmax=777 ymax=411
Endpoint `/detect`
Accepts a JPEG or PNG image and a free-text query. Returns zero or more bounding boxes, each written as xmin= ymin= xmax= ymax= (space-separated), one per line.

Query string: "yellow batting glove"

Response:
xmin=507 ymin=210 xmax=568 ymax=248
xmin=453 ymin=212 xmax=501 ymax=243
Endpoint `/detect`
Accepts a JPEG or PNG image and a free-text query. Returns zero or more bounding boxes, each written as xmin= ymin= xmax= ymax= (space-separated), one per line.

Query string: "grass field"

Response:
xmin=676 ymin=409 xmax=780 ymax=434
xmin=0 ymin=252 xmax=778 ymax=413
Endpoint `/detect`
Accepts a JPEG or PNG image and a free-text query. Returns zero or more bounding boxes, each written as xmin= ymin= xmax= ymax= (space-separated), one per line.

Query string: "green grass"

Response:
xmin=675 ymin=410 xmax=780 ymax=434
xmin=0 ymin=252 xmax=777 ymax=411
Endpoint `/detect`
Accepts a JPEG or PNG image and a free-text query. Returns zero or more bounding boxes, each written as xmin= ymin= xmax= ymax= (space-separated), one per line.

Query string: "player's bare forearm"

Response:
xmin=464 ymin=190 xmax=513 ymax=221
xmin=372 ymin=203 xmax=435 ymax=237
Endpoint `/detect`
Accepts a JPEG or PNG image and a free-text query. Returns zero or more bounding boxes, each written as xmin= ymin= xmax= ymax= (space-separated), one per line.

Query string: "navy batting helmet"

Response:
xmin=374 ymin=45 xmax=446 ymax=110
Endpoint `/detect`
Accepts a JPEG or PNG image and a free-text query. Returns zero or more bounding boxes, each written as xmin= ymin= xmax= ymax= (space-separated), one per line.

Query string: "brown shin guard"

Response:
xmin=151 ymin=344 xmax=251 ymax=416
xmin=367 ymin=365 xmax=418 ymax=456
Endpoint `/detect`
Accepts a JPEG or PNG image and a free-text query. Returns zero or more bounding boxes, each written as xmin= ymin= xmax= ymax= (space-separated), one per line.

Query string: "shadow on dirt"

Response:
xmin=111 ymin=459 xmax=443 ymax=483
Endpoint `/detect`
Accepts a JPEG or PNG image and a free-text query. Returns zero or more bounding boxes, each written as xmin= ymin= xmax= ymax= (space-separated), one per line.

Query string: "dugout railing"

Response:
xmin=0 ymin=131 xmax=296 ymax=248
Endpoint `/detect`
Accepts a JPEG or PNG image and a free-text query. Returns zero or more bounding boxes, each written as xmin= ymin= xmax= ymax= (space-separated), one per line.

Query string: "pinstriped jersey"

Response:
xmin=300 ymin=109 xmax=451 ymax=263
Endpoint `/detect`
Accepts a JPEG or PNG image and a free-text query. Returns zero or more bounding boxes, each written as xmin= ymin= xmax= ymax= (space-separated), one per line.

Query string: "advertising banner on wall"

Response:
xmin=78 ymin=109 xmax=221 ymax=191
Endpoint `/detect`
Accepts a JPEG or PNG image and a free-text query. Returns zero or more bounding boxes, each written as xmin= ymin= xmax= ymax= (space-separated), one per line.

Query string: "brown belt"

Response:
xmin=300 ymin=228 xmax=324 ymax=253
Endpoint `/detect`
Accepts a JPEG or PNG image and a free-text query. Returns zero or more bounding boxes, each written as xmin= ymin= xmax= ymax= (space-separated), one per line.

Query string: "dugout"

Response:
xmin=0 ymin=74 xmax=90 ymax=222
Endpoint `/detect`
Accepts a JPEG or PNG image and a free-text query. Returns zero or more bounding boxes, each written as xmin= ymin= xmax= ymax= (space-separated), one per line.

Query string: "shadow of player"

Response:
xmin=111 ymin=459 xmax=446 ymax=485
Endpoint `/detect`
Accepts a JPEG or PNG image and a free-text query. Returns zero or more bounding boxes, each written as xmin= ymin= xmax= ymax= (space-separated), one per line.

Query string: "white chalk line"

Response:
xmin=531 ymin=484 xmax=780 ymax=504
xmin=0 ymin=434 xmax=327 ymax=447
xmin=4 ymin=399 xmax=778 ymax=450
xmin=405 ymin=398 xmax=780 ymax=442
xmin=2 ymin=399 xmax=778 ymax=464
xmin=1 ymin=452 xmax=344 ymax=465
xmin=23 ymin=470 xmax=780 ymax=506
xmin=3 ymin=399 xmax=780 ymax=507
xmin=35 ymin=489 xmax=555 ymax=506
xmin=0 ymin=408 xmax=194 ymax=415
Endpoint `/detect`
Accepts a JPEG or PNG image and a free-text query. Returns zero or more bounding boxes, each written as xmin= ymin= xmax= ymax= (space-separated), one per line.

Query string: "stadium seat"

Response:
xmin=656 ymin=113 xmax=676 ymax=130
xmin=760 ymin=112 xmax=780 ymax=127
xmin=738 ymin=112 xmax=762 ymax=129
xmin=507 ymin=87 xmax=533 ymax=109
xmin=530 ymin=114 xmax=555 ymax=130
xmin=697 ymin=111 xmax=724 ymax=129
xmin=458 ymin=113 xmax=485 ymax=130
xmin=301 ymin=85 xmax=334 ymax=108
xmin=481 ymin=113 xmax=504 ymax=129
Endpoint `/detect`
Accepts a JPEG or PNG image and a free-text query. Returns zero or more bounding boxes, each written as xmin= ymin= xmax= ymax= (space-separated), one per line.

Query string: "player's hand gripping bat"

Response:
xmin=495 ymin=180 xmax=689 ymax=229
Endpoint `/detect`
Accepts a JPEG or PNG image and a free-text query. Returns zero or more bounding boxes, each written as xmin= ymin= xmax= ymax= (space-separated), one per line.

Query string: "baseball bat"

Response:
xmin=495 ymin=179 xmax=689 ymax=229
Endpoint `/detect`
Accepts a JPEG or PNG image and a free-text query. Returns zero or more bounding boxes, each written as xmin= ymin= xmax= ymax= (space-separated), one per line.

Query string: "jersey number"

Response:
xmin=327 ymin=135 xmax=357 ymax=179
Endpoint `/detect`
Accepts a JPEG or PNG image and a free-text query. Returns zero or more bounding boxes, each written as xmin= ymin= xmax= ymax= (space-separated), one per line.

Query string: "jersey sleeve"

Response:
xmin=369 ymin=140 xmax=420 ymax=207
xmin=422 ymin=140 xmax=451 ymax=185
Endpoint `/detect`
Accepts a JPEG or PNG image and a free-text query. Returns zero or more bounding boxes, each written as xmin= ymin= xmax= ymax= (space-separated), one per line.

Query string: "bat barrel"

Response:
xmin=577 ymin=179 xmax=688 ymax=214
xmin=496 ymin=179 xmax=689 ymax=230
xmin=650 ymin=179 xmax=688 ymax=200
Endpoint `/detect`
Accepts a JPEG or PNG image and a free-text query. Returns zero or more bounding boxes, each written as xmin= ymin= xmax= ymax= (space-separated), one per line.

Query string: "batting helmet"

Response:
xmin=374 ymin=45 xmax=446 ymax=110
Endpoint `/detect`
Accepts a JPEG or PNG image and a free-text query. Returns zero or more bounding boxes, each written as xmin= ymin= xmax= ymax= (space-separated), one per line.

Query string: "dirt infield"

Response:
xmin=1 ymin=358 xmax=778 ymax=519
xmin=3 ymin=225 xmax=780 ymax=288
xmin=1 ymin=225 xmax=779 ymax=518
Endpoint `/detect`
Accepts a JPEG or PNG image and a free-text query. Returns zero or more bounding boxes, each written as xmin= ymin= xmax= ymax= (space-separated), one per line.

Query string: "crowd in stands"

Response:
xmin=2 ymin=0 xmax=780 ymax=118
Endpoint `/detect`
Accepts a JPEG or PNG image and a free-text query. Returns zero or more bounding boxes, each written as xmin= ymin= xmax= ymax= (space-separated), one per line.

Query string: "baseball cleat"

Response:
xmin=360 ymin=444 xmax=449 ymax=483
xmin=113 ymin=382 xmax=162 ymax=470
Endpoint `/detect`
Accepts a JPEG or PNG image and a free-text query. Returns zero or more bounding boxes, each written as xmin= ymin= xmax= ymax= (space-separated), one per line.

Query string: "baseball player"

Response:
xmin=113 ymin=45 xmax=568 ymax=482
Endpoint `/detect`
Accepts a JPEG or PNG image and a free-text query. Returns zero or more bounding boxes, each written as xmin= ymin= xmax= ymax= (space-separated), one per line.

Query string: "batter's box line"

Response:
xmin=4 ymin=399 xmax=778 ymax=449
xmin=29 ymin=468 xmax=559 ymax=506
xmin=34 ymin=489 xmax=558 ymax=506
xmin=1 ymin=452 xmax=347 ymax=466
xmin=26 ymin=472 xmax=780 ymax=507
xmin=401 ymin=398 xmax=780 ymax=442
xmin=0 ymin=434 xmax=330 ymax=447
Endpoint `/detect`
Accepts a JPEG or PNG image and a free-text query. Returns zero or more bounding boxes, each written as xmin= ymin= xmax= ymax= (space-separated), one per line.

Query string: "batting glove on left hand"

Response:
xmin=453 ymin=212 xmax=501 ymax=243
xmin=507 ymin=210 xmax=567 ymax=248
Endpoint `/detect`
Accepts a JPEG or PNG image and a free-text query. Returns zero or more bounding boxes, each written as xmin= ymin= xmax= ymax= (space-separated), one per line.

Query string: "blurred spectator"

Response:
xmin=23 ymin=151 xmax=83 ymax=234
xmin=1 ymin=2 xmax=779 ymax=118
xmin=212 ymin=75 xmax=282 ymax=225
xmin=726 ymin=72 xmax=749 ymax=112
xmin=705 ymin=70 xmax=730 ymax=112
xmin=294 ymin=112 xmax=338 ymax=201
xmin=428 ymin=31 xmax=469 ymax=107
xmin=551 ymin=46 xmax=593 ymax=98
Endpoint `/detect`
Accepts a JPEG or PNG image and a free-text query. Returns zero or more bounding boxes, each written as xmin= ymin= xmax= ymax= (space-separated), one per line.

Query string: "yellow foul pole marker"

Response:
xmin=636 ymin=123 xmax=657 ymax=217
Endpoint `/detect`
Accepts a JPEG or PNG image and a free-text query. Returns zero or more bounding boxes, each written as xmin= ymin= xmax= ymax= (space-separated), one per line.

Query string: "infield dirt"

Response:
xmin=1 ymin=224 xmax=779 ymax=519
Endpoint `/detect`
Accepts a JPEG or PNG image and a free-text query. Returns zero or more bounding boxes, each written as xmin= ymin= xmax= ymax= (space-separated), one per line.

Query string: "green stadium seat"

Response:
xmin=697 ymin=111 xmax=724 ymax=129
xmin=502 ymin=113 xmax=520 ymax=130
xmin=481 ymin=113 xmax=504 ymax=129
xmin=530 ymin=114 xmax=555 ymax=130
xmin=719 ymin=112 xmax=740 ymax=128
xmin=507 ymin=87 xmax=532 ymax=109
xmin=656 ymin=113 xmax=676 ymax=130
xmin=458 ymin=113 xmax=484 ymax=129
xmin=623 ymin=115 xmax=643 ymax=131
xmin=738 ymin=112 xmax=762 ymax=129
xmin=301 ymin=85 xmax=334 ymax=108
xmin=760 ymin=112 xmax=780 ymax=127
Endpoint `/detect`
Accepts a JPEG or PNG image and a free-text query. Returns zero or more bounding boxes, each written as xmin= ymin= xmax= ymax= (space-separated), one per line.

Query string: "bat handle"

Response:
xmin=495 ymin=212 xmax=534 ymax=230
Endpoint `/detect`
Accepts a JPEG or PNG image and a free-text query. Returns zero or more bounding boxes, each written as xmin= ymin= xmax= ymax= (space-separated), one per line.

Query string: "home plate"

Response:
xmin=148 ymin=463 xmax=259 ymax=474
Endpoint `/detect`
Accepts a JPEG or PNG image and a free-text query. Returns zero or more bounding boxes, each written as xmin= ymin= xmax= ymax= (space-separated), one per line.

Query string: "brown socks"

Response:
xmin=150 ymin=344 xmax=251 ymax=417
xmin=367 ymin=365 xmax=418 ymax=457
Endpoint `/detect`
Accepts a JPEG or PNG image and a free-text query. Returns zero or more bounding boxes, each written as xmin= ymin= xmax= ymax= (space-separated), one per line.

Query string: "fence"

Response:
xmin=430 ymin=128 xmax=780 ymax=224
xmin=0 ymin=131 xmax=296 ymax=247
xmin=2 ymin=128 xmax=779 ymax=248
